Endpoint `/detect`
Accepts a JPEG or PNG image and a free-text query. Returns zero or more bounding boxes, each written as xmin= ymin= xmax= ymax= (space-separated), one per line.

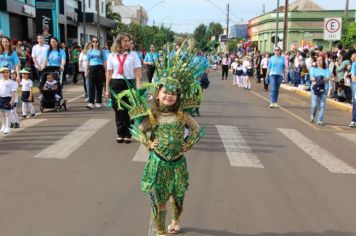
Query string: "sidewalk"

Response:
xmin=280 ymin=84 xmax=353 ymax=113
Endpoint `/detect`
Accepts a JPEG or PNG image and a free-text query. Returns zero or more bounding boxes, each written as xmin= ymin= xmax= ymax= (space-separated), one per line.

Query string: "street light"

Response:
xmin=147 ymin=0 xmax=166 ymax=26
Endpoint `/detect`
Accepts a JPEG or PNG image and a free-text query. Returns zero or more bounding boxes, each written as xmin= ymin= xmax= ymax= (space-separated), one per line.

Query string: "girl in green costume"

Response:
xmin=137 ymin=77 xmax=201 ymax=235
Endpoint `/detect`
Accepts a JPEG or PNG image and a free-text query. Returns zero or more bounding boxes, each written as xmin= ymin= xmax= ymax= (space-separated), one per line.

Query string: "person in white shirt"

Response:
xmin=235 ymin=59 xmax=244 ymax=88
xmin=0 ymin=66 xmax=17 ymax=134
xmin=231 ymin=58 xmax=238 ymax=86
xmin=221 ymin=54 xmax=230 ymax=80
xmin=105 ymin=33 xmax=142 ymax=144
xmin=260 ymin=52 xmax=270 ymax=91
xmin=243 ymin=57 xmax=253 ymax=91
xmin=31 ymin=34 xmax=49 ymax=81
xmin=9 ymin=70 xmax=20 ymax=128
xmin=79 ymin=42 xmax=92 ymax=101
xmin=20 ymin=69 xmax=35 ymax=118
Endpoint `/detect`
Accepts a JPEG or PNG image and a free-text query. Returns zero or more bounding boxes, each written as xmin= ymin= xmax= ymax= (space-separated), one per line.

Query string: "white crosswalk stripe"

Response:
xmin=337 ymin=133 xmax=356 ymax=145
xmin=278 ymin=128 xmax=356 ymax=175
xmin=34 ymin=119 xmax=110 ymax=159
xmin=132 ymin=144 xmax=149 ymax=162
xmin=0 ymin=119 xmax=47 ymax=139
xmin=216 ymin=125 xmax=264 ymax=168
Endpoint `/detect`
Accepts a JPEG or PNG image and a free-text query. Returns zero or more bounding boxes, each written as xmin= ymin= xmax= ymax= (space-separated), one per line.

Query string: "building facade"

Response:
xmin=230 ymin=23 xmax=248 ymax=39
xmin=111 ymin=0 xmax=148 ymax=26
xmin=0 ymin=0 xmax=37 ymax=41
xmin=248 ymin=0 xmax=356 ymax=52
xmin=0 ymin=0 xmax=115 ymax=46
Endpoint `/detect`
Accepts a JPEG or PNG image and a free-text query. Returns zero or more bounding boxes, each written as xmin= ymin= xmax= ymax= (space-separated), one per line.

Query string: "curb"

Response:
xmin=280 ymin=84 xmax=352 ymax=113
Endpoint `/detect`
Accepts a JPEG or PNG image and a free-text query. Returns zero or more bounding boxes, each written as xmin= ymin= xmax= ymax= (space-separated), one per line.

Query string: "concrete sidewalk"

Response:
xmin=280 ymin=84 xmax=353 ymax=113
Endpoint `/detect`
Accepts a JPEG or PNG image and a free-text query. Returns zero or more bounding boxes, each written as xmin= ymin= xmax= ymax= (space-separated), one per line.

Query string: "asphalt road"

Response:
xmin=1 ymin=70 xmax=356 ymax=236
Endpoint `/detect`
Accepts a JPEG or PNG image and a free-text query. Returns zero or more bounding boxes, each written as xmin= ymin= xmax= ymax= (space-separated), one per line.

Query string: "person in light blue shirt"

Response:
xmin=85 ymin=36 xmax=107 ymax=108
xmin=42 ymin=37 xmax=66 ymax=69
xmin=143 ymin=44 xmax=159 ymax=83
xmin=266 ymin=46 xmax=285 ymax=108
xmin=309 ymin=56 xmax=331 ymax=126
xmin=350 ymin=54 xmax=356 ymax=127
xmin=0 ymin=36 xmax=20 ymax=80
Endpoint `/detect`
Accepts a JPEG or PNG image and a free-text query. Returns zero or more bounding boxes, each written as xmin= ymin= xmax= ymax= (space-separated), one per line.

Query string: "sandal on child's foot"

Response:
xmin=167 ymin=224 xmax=180 ymax=234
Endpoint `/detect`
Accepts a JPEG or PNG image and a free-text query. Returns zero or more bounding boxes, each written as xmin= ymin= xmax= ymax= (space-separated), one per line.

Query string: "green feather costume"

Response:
xmin=115 ymin=43 xmax=207 ymax=235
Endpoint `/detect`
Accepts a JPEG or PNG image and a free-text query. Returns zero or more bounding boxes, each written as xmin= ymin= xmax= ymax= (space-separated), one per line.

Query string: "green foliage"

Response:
xmin=227 ymin=38 xmax=239 ymax=52
xmin=193 ymin=22 xmax=224 ymax=51
xmin=110 ymin=23 xmax=175 ymax=51
xmin=341 ymin=15 xmax=356 ymax=49
xmin=208 ymin=22 xmax=224 ymax=39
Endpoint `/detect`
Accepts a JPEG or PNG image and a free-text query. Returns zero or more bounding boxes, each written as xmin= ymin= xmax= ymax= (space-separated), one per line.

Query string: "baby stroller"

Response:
xmin=39 ymin=66 xmax=67 ymax=112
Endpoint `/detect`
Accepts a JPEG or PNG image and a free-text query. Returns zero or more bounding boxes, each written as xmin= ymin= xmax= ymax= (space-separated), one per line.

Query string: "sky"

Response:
xmin=123 ymin=0 xmax=356 ymax=33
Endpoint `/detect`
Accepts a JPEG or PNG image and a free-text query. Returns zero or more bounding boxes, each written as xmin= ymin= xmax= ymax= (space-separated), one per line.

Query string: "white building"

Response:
xmin=110 ymin=0 xmax=148 ymax=26
xmin=78 ymin=0 xmax=116 ymax=46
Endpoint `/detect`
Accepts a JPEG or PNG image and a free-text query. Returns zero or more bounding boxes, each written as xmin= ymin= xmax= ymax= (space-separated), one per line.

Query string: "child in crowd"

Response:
xmin=236 ymin=59 xmax=244 ymax=88
xmin=231 ymin=58 xmax=238 ymax=86
xmin=10 ymin=70 xmax=20 ymax=128
xmin=0 ymin=66 xmax=17 ymax=134
xmin=43 ymin=72 xmax=61 ymax=103
xmin=20 ymin=68 xmax=35 ymax=118
xmin=243 ymin=57 xmax=253 ymax=91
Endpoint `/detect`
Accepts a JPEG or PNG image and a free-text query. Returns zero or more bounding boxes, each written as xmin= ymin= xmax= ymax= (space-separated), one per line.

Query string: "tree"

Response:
xmin=341 ymin=15 xmax=356 ymax=49
xmin=227 ymin=39 xmax=240 ymax=52
xmin=193 ymin=24 xmax=209 ymax=50
xmin=208 ymin=22 xmax=223 ymax=40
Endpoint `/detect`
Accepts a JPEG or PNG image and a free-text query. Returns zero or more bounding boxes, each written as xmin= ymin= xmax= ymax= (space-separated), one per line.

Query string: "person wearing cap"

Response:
xmin=0 ymin=66 xmax=17 ymax=134
xmin=20 ymin=68 xmax=35 ymax=118
xmin=266 ymin=46 xmax=286 ymax=108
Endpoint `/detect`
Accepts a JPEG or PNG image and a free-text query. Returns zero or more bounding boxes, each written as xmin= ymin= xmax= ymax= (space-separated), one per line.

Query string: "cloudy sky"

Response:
xmin=123 ymin=0 xmax=356 ymax=33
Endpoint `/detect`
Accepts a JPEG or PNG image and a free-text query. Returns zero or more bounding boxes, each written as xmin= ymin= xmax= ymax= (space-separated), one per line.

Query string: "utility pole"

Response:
xmin=275 ymin=0 xmax=280 ymax=48
xmin=345 ymin=0 xmax=349 ymax=16
xmin=262 ymin=3 xmax=265 ymax=14
xmin=64 ymin=0 xmax=67 ymax=43
xmin=283 ymin=0 xmax=289 ymax=51
xmin=226 ymin=3 xmax=229 ymax=40
xmin=96 ymin=0 xmax=100 ymax=40
xmin=83 ymin=0 xmax=87 ymax=45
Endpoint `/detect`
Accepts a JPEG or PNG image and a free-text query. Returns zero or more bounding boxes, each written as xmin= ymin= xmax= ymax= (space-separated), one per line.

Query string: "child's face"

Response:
xmin=22 ymin=73 xmax=29 ymax=79
xmin=157 ymin=87 xmax=177 ymax=107
xmin=47 ymin=75 xmax=54 ymax=82
xmin=1 ymin=70 xmax=10 ymax=79
xmin=10 ymin=72 xmax=16 ymax=80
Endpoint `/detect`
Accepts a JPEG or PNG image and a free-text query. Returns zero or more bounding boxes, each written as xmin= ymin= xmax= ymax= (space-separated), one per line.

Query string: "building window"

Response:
xmin=101 ymin=1 xmax=104 ymax=14
xmin=88 ymin=0 xmax=91 ymax=9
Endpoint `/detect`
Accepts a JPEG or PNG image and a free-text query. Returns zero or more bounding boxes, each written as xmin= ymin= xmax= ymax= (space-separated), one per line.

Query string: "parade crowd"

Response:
xmin=212 ymin=43 xmax=356 ymax=127
xmin=0 ymin=34 xmax=356 ymax=133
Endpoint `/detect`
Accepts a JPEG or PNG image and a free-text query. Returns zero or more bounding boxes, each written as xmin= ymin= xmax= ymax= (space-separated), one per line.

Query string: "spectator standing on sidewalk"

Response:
xmin=310 ymin=56 xmax=331 ymax=126
xmin=254 ymin=51 xmax=262 ymax=83
xmin=85 ymin=36 xmax=107 ymax=109
xmin=266 ymin=46 xmax=285 ymax=108
xmin=221 ymin=54 xmax=230 ymax=80
xmin=143 ymin=44 xmax=159 ymax=83
xmin=0 ymin=36 xmax=20 ymax=81
xmin=79 ymin=42 xmax=92 ymax=101
xmin=105 ymin=33 xmax=142 ymax=144
xmin=71 ymin=45 xmax=80 ymax=84
xmin=335 ymin=50 xmax=351 ymax=100
xmin=31 ymin=34 xmax=49 ymax=82
xmin=349 ymin=53 xmax=356 ymax=127
xmin=261 ymin=52 xmax=270 ymax=91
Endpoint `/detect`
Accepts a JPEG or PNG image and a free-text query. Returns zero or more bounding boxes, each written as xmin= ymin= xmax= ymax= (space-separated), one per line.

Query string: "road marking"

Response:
xmin=278 ymin=128 xmax=356 ymax=174
xmin=250 ymin=90 xmax=316 ymax=129
xmin=67 ymin=94 xmax=85 ymax=103
xmin=0 ymin=119 xmax=47 ymax=139
xmin=337 ymin=133 xmax=356 ymax=145
xmin=215 ymin=125 xmax=264 ymax=168
xmin=132 ymin=144 xmax=149 ymax=162
xmin=34 ymin=119 xmax=110 ymax=159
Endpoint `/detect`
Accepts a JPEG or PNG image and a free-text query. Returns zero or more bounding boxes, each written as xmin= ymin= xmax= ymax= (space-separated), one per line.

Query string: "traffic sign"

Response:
xmin=324 ymin=17 xmax=342 ymax=41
